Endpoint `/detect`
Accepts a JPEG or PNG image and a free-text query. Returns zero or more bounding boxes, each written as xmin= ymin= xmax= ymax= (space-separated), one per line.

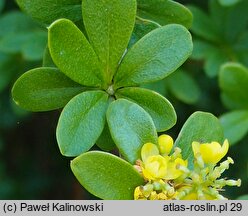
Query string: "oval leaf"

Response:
xmin=12 ymin=67 xmax=84 ymax=112
xmin=114 ymin=24 xmax=193 ymax=88
xmin=48 ymin=19 xmax=104 ymax=87
xmin=219 ymin=63 xmax=248 ymax=109
xmin=16 ymin=0 xmax=82 ymax=24
xmin=220 ymin=110 xmax=248 ymax=145
xmin=166 ymin=70 xmax=200 ymax=104
xmin=71 ymin=151 xmax=144 ymax=200
xmin=219 ymin=0 xmax=241 ymax=6
xmin=137 ymin=0 xmax=193 ymax=29
xmin=0 ymin=11 xmax=39 ymax=37
xmin=107 ymin=99 xmax=157 ymax=164
xmin=175 ymin=111 xmax=224 ymax=166
xmin=187 ymin=5 xmax=220 ymax=42
xmin=116 ymin=87 xmax=176 ymax=132
xmin=56 ymin=91 xmax=109 ymax=156
xmin=82 ymin=0 xmax=136 ymax=82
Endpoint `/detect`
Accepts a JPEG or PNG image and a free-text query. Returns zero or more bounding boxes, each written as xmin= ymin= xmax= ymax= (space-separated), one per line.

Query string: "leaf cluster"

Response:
xmin=190 ymin=0 xmax=248 ymax=77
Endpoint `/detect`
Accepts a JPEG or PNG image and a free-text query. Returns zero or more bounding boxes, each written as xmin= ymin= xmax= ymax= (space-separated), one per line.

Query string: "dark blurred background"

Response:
xmin=0 ymin=0 xmax=247 ymax=199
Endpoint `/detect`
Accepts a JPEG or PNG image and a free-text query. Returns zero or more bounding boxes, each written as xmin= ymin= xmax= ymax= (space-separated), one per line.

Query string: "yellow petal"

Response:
xmin=158 ymin=134 xmax=174 ymax=155
xmin=164 ymin=158 xmax=187 ymax=180
xmin=142 ymin=155 xmax=168 ymax=180
xmin=141 ymin=143 xmax=159 ymax=162
xmin=200 ymin=140 xmax=229 ymax=164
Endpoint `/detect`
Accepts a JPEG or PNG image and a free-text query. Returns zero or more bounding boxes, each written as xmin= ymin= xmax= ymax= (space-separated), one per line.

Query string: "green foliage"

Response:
xmin=12 ymin=67 xmax=84 ymax=112
xmin=165 ymin=70 xmax=200 ymax=104
xmin=107 ymin=99 xmax=158 ymax=164
xmin=82 ymin=0 xmax=136 ymax=83
xmin=48 ymin=19 xmax=104 ymax=87
xmin=219 ymin=63 xmax=248 ymax=110
xmin=16 ymin=0 xmax=192 ymax=28
xmin=142 ymin=69 xmax=201 ymax=105
xmin=9 ymin=0 xmax=245 ymax=200
xmin=0 ymin=11 xmax=38 ymax=37
xmin=0 ymin=31 xmax=47 ymax=61
xmin=0 ymin=11 xmax=46 ymax=60
xmin=219 ymin=63 xmax=248 ymax=145
xmin=220 ymin=110 xmax=248 ymax=145
xmin=218 ymin=0 xmax=242 ymax=6
xmin=137 ymin=0 xmax=193 ymax=29
xmin=16 ymin=0 xmax=82 ymax=24
xmin=175 ymin=112 xmax=224 ymax=166
xmin=13 ymin=0 xmax=193 ymax=159
xmin=116 ymin=87 xmax=176 ymax=131
xmin=114 ymin=24 xmax=193 ymax=88
xmin=189 ymin=0 xmax=248 ymax=77
xmin=56 ymin=91 xmax=109 ymax=156
xmin=71 ymin=151 xmax=144 ymax=200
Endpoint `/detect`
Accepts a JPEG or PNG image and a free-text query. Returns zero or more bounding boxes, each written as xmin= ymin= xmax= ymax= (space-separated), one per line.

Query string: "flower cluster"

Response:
xmin=134 ymin=135 xmax=241 ymax=200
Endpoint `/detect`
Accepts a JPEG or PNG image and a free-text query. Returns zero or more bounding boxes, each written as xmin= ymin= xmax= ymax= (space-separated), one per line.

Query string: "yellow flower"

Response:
xmin=192 ymin=140 xmax=229 ymax=164
xmin=142 ymin=155 xmax=168 ymax=180
xmin=140 ymin=141 xmax=187 ymax=181
xmin=158 ymin=134 xmax=174 ymax=155
xmin=141 ymin=143 xmax=159 ymax=162
xmin=164 ymin=157 xmax=188 ymax=180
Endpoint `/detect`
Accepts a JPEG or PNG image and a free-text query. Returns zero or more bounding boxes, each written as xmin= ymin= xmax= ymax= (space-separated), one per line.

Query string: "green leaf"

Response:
xmin=130 ymin=22 xmax=158 ymax=47
xmin=137 ymin=0 xmax=193 ymax=29
xmin=12 ymin=67 xmax=84 ymax=112
xmin=166 ymin=70 xmax=200 ymax=104
xmin=16 ymin=0 xmax=82 ymax=24
xmin=21 ymin=32 xmax=47 ymax=61
xmin=114 ymin=24 xmax=193 ymax=88
xmin=0 ymin=31 xmax=47 ymax=61
xmin=96 ymin=122 xmax=116 ymax=152
xmin=0 ymin=11 xmax=39 ymax=37
xmin=220 ymin=110 xmax=248 ymax=145
xmin=107 ymin=99 xmax=157 ymax=164
xmin=116 ymin=87 xmax=176 ymax=132
xmin=48 ymin=19 xmax=104 ymax=87
xmin=141 ymin=79 xmax=167 ymax=96
xmin=204 ymin=50 xmax=228 ymax=77
xmin=191 ymin=39 xmax=216 ymax=60
xmin=71 ymin=151 xmax=144 ymax=200
xmin=82 ymin=0 xmax=136 ymax=83
xmin=188 ymin=5 xmax=220 ymax=42
xmin=175 ymin=111 xmax=224 ymax=166
xmin=56 ymin=91 xmax=109 ymax=156
xmin=219 ymin=63 xmax=248 ymax=109
xmin=210 ymin=0 xmax=248 ymax=43
xmin=219 ymin=0 xmax=241 ymax=6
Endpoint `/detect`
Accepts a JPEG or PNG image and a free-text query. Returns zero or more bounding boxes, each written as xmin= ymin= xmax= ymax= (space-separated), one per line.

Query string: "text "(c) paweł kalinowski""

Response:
xmin=20 ymin=202 xmax=104 ymax=212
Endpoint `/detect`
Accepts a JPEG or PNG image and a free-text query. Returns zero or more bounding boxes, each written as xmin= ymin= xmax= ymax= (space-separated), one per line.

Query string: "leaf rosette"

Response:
xmin=12 ymin=0 xmax=193 ymax=163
